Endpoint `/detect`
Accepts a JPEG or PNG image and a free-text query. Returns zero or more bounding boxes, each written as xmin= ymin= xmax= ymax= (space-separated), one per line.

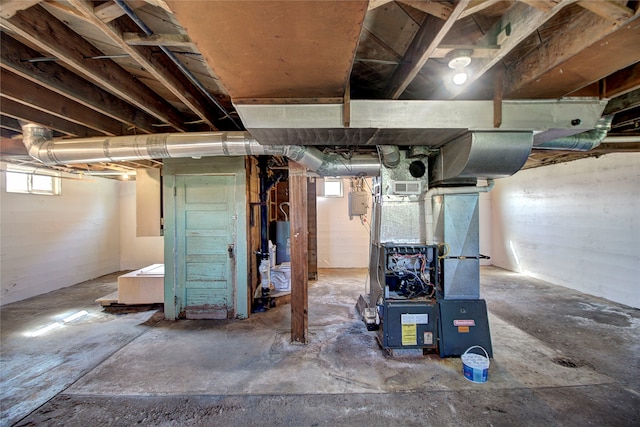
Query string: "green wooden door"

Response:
xmin=176 ymin=175 xmax=236 ymax=319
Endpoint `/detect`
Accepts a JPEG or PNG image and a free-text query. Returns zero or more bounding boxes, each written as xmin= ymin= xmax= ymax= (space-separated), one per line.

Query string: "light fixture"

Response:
xmin=447 ymin=49 xmax=473 ymax=86
xmin=452 ymin=72 xmax=468 ymax=85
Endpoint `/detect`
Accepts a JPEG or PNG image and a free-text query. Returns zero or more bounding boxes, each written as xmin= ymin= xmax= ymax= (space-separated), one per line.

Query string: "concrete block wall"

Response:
xmin=491 ymin=153 xmax=640 ymax=309
xmin=0 ymin=168 xmax=120 ymax=305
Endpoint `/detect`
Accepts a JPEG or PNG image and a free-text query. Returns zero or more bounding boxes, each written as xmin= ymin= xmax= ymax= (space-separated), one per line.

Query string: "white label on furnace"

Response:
xmin=401 ymin=313 xmax=428 ymax=324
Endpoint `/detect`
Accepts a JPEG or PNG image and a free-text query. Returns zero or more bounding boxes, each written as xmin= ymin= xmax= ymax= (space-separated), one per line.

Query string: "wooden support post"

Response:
xmin=493 ymin=67 xmax=504 ymax=128
xmin=289 ymin=162 xmax=308 ymax=343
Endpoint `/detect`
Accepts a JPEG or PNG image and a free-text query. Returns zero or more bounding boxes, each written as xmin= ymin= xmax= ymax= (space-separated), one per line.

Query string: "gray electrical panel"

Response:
xmin=349 ymin=191 xmax=368 ymax=216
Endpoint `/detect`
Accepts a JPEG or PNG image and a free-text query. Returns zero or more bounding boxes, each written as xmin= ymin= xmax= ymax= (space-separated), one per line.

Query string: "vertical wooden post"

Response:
xmin=289 ymin=161 xmax=308 ymax=343
xmin=493 ymin=66 xmax=504 ymax=129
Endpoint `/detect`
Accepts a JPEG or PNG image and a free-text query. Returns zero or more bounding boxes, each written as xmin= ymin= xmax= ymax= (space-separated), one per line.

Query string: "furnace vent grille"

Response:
xmin=391 ymin=181 xmax=421 ymax=195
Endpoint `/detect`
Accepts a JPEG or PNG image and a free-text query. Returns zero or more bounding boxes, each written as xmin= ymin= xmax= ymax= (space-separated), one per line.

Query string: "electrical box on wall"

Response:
xmin=349 ymin=191 xmax=368 ymax=216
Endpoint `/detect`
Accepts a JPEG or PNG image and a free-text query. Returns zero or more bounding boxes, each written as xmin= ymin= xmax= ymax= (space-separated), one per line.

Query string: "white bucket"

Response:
xmin=461 ymin=345 xmax=490 ymax=383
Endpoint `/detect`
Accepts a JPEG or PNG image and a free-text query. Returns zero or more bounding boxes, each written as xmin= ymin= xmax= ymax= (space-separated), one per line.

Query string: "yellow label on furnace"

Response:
xmin=402 ymin=323 xmax=417 ymax=346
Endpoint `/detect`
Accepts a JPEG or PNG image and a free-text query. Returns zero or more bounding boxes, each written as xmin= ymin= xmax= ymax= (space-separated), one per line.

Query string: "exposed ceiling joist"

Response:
xmin=0 ymin=35 xmax=158 ymax=134
xmin=67 ymin=0 xmax=220 ymax=131
xmin=0 ymin=136 xmax=29 ymax=156
xmin=122 ymin=32 xmax=193 ymax=47
xmin=577 ymin=0 xmax=635 ymax=24
xmin=385 ymin=0 xmax=471 ymax=99
xmin=0 ymin=0 xmax=39 ymax=19
xmin=505 ymin=11 xmax=640 ymax=98
xmin=0 ymin=96 xmax=101 ymax=137
xmin=0 ymin=4 xmax=188 ymax=132
xmin=398 ymin=1 xmax=453 ymax=20
xmin=369 ymin=0 xmax=395 ymax=11
xmin=518 ymin=0 xmax=565 ymax=12
xmin=604 ymin=89 xmax=640 ymax=115
xmin=435 ymin=0 xmax=573 ymax=99
xmin=0 ymin=0 xmax=638 ymax=173
xmin=459 ymin=0 xmax=503 ymax=19
xmin=603 ymin=61 xmax=640 ymax=98
xmin=93 ymin=0 xmax=148 ymax=23
xmin=1 ymin=69 xmax=123 ymax=136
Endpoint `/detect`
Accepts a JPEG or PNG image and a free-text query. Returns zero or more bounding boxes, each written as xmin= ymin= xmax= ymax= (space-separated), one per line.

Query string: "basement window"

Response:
xmin=322 ymin=178 xmax=343 ymax=198
xmin=5 ymin=165 xmax=61 ymax=195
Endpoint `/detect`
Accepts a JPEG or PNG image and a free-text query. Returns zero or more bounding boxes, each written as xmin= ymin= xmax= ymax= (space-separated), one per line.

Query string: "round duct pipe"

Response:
xmin=20 ymin=123 xmax=381 ymax=177
xmin=534 ymin=115 xmax=613 ymax=151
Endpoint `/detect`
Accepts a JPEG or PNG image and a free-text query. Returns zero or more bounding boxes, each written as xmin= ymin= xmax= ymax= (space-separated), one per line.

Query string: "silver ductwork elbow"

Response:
xmin=21 ymin=124 xmax=54 ymax=163
xmin=379 ymin=145 xmax=400 ymax=168
xmin=534 ymin=115 xmax=614 ymax=151
xmin=286 ymin=145 xmax=380 ymax=177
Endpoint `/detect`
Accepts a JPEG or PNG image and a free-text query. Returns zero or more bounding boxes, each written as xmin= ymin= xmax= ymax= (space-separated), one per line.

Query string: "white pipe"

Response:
xmin=424 ymin=179 xmax=495 ymax=245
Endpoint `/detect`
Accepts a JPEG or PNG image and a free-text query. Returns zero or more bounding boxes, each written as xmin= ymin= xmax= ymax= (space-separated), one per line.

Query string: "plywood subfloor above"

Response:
xmin=167 ymin=0 xmax=369 ymax=99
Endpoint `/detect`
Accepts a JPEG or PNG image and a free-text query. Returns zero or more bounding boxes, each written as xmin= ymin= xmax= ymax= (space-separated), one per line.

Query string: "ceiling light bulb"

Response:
xmin=453 ymin=72 xmax=468 ymax=85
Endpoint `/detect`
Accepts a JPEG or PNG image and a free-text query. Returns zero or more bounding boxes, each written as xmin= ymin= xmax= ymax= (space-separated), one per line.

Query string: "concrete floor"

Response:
xmin=1 ymin=267 xmax=639 ymax=426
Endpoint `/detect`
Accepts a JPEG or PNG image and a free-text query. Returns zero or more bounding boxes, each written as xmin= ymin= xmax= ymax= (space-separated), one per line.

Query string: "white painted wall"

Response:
xmin=119 ymin=181 xmax=164 ymax=270
xmin=491 ymin=153 xmax=640 ymax=308
xmin=317 ymin=178 xmax=371 ymax=268
xmin=0 ymin=168 xmax=120 ymax=305
xmin=316 ymin=179 xmax=493 ymax=268
xmin=479 ymin=183 xmax=492 ymax=265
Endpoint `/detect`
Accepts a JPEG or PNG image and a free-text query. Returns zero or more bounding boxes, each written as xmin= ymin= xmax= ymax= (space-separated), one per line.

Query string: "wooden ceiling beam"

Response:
xmin=398 ymin=1 xmax=453 ymax=20
xmin=385 ymin=0 xmax=471 ymax=99
xmin=434 ymin=0 xmax=574 ymax=99
xmin=0 ymin=4 xmax=188 ymax=131
xmin=577 ymin=0 xmax=634 ymax=24
xmin=505 ymin=11 xmax=640 ymax=98
xmin=0 ymin=0 xmax=39 ymax=19
xmin=0 ymin=137 xmax=29 ymax=156
xmin=0 ymin=115 xmax=22 ymax=133
xmin=1 ymin=69 xmax=124 ymax=136
xmin=67 ymin=0 xmax=220 ymax=130
xmin=603 ymin=62 xmax=640 ymax=99
xmin=122 ymin=32 xmax=194 ymax=47
xmin=610 ymin=107 xmax=640 ymax=129
xmin=0 ymin=36 xmax=158 ymax=134
xmin=93 ymin=0 xmax=148 ymax=23
xmin=459 ymin=0 xmax=502 ymax=19
xmin=604 ymin=89 xmax=640 ymax=115
xmin=517 ymin=0 xmax=563 ymax=12
xmin=0 ymin=96 xmax=100 ymax=137
xmin=369 ymin=0 xmax=395 ymax=10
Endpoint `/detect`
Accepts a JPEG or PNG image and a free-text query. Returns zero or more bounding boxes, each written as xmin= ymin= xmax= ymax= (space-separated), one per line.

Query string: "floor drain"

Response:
xmin=553 ymin=357 xmax=579 ymax=368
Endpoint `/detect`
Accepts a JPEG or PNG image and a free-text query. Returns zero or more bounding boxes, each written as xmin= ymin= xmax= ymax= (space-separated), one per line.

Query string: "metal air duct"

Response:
xmin=431 ymin=132 xmax=533 ymax=186
xmin=533 ymin=115 xmax=614 ymax=151
xmin=20 ymin=123 xmax=380 ymax=177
